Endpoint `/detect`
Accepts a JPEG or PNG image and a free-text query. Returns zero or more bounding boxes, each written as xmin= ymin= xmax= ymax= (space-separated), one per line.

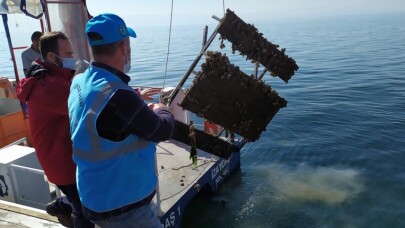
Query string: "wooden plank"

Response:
xmin=0 ymin=208 xmax=62 ymax=227
xmin=0 ymin=200 xmax=59 ymax=223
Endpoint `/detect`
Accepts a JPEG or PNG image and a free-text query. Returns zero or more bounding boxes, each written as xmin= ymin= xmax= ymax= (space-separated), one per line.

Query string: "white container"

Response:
xmin=160 ymin=87 xmax=190 ymax=124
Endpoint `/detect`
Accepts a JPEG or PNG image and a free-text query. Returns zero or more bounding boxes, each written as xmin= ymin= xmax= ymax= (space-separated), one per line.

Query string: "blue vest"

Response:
xmin=68 ymin=65 xmax=156 ymax=212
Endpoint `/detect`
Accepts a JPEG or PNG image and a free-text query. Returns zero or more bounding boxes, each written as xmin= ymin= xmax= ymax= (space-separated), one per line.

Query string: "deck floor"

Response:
xmin=0 ymin=201 xmax=61 ymax=228
xmin=0 ymin=140 xmax=221 ymax=227
xmin=155 ymin=140 xmax=218 ymax=214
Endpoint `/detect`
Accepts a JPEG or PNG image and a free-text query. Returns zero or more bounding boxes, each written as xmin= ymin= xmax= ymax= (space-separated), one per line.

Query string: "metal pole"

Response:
xmin=254 ymin=62 xmax=259 ymax=79
xmin=167 ymin=17 xmax=222 ymax=105
xmin=79 ymin=2 xmax=91 ymax=61
xmin=154 ymin=151 xmax=161 ymax=216
xmin=44 ymin=1 xmax=52 ymax=31
xmin=202 ymin=25 xmax=208 ymax=48
xmin=257 ymin=69 xmax=268 ymax=81
xmin=2 ymin=14 xmax=20 ymax=82
xmin=40 ymin=18 xmax=45 ymax=33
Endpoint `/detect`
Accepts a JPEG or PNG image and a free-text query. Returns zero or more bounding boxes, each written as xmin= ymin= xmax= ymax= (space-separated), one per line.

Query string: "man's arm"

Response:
xmin=21 ymin=50 xmax=31 ymax=74
xmin=96 ymin=89 xmax=174 ymax=142
xmin=43 ymin=76 xmax=71 ymax=116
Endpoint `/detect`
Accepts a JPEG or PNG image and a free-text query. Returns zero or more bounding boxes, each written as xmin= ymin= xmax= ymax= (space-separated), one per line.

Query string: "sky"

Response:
xmin=85 ymin=0 xmax=405 ymax=27
xmin=1 ymin=0 xmax=404 ymax=32
xmin=1 ymin=0 xmax=404 ymax=47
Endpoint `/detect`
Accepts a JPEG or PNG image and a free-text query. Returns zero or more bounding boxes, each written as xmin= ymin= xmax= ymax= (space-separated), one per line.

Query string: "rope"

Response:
xmin=222 ymin=0 xmax=226 ymax=15
xmin=160 ymin=156 xmax=216 ymax=202
xmin=162 ymin=0 xmax=174 ymax=89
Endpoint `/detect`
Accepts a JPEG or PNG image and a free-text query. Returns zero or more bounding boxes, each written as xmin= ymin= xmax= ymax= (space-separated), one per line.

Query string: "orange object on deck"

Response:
xmin=0 ymin=111 xmax=32 ymax=147
xmin=0 ymin=78 xmax=16 ymax=98
xmin=0 ymin=79 xmax=32 ymax=148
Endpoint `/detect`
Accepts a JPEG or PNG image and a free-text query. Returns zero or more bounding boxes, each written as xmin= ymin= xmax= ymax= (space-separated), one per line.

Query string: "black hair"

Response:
xmin=31 ymin=31 xmax=43 ymax=42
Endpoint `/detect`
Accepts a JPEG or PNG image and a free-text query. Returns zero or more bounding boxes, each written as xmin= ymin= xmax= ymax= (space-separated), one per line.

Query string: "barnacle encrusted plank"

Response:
xmin=171 ymin=120 xmax=239 ymax=159
xmin=180 ymin=52 xmax=287 ymax=141
xmin=218 ymin=9 xmax=299 ymax=83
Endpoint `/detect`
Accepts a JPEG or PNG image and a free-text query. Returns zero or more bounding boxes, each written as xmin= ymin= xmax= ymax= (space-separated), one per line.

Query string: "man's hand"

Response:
xmin=148 ymin=103 xmax=170 ymax=113
xmin=140 ymin=87 xmax=161 ymax=101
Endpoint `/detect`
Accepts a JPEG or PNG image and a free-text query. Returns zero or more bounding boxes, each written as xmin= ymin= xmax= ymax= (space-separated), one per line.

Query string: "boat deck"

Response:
xmin=156 ymin=140 xmax=218 ymax=213
xmin=156 ymin=139 xmax=242 ymax=227
xmin=0 ymin=200 xmax=61 ymax=227
xmin=0 ymin=139 xmax=241 ymax=227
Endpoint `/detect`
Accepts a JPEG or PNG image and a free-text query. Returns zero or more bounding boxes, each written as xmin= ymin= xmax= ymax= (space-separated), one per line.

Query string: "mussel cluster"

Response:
xmin=171 ymin=120 xmax=239 ymax=159
xmin=217 ymin=9 xmax=299 ymax=83
xmin=180 ymin=51 xmax=287 ymax=141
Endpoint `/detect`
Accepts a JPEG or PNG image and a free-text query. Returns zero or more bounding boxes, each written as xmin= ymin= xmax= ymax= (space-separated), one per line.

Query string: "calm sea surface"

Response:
xmin=1 ymin=12 xmax=405 ymax=228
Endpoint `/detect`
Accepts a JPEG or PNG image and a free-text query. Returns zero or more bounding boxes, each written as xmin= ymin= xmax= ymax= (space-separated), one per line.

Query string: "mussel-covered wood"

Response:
xmin=172 ymin=120 xmax=240 ymax=159
xmin=180 ymin=52 xmax=287 ymax=141
xmin=218 ymin=9 xmax=299 ymax=83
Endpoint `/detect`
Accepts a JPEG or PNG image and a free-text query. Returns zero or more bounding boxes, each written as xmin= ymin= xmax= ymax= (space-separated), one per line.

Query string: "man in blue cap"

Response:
xmin=68 ymin=13 xmax=174 ymax=227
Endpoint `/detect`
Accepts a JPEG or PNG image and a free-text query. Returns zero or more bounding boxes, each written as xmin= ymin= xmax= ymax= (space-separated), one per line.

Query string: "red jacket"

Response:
xmin=16 ymin=60 xmax=76 ymax=185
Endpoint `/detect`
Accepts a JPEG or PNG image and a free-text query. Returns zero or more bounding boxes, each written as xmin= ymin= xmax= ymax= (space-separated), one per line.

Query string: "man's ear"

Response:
xmin=46 ymin=52 xmax=54 ymax=61
xmin=120 ymin=41 xmax=128 ymax=57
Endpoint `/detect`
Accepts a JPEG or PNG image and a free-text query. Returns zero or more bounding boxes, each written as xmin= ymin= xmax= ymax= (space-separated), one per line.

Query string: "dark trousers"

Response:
xmin=57 ymin=184 xmax=95 ymax=228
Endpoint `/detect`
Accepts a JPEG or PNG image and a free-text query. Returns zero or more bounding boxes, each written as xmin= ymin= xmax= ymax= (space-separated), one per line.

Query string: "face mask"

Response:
xmin=123 ymin=51 xmax=131 ymax=74
xmin=62 ymin=58 xmax=77 ymax=70
xmin=123 ymin=60 xmax=131 ymax=74
xmin=51 ymin=53 xmax=76 ymax=70
xmin=123 ymin=45 xmax=131 ymax=74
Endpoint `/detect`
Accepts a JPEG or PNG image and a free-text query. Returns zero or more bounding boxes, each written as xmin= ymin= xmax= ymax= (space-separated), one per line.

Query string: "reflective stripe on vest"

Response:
xmin=72 ymin=80 xmax=150 ymax=162
xmin=73 ymin=71 xmax=151 ymax=162
xmin=68 ymin=66 xmax=157 ymax=212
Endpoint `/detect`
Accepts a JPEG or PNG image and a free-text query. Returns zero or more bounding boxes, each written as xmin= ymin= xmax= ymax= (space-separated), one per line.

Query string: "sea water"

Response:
xmin=1 ymin=12 xmax=404 ymax=228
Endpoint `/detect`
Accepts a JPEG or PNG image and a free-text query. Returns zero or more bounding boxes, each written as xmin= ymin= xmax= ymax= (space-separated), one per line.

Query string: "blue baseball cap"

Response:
xmin=86 ymin=13 xmax=136 ymax=46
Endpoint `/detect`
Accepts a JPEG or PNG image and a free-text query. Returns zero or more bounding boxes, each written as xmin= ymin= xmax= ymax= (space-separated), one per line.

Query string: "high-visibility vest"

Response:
xmin=68 ymin=65 xmax=156 ymax=212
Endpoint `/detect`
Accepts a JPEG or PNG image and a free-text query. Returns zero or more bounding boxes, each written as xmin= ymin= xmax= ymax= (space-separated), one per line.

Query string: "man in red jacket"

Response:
xmin=16 ymin=31 xmax=93 ymax=228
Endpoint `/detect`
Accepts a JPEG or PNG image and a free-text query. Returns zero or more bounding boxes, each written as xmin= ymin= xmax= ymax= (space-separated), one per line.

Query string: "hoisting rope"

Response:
xmin=162 ymin=0 xmax=174 ymax=89
xmin=189 ymin=121 xmax=197 ymax=168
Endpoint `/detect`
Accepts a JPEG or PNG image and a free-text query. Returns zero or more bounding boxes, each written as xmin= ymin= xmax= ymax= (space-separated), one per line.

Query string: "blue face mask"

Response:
xmin=62 ymin=58 xmax=77 ymax=70
xmin=123 ymin=47 xmax=131 ymax=74
xmin=53 ymin=53 xmax=77 ymax=70
xmin=123 ymin=60 xmax=131 ymax=74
